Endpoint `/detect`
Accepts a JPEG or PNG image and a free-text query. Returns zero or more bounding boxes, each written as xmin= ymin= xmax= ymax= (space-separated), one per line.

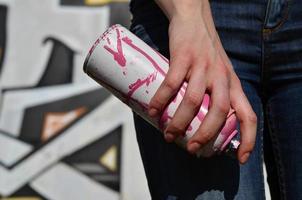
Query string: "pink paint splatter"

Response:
xmin=104 ymin=28 xmax=126 ymax=67
xmin=106 ymin=38 xmax=111 ymax=45
xmin=127 ymin=71 xmax=158 ymax=98
xmin=122 ymin=37 xmax=167 ymax=77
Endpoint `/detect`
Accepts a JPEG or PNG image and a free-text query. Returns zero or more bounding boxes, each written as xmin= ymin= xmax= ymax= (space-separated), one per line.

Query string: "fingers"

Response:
xmin=164 ymin=65 xmax=207 ymax=141
xmin=187 ymin=71 xmax=230 ymax=153
xmin=230 ymin=81 xmax=257 ymax=164
xmin=148 ymin=52 xmax=190 ymax=117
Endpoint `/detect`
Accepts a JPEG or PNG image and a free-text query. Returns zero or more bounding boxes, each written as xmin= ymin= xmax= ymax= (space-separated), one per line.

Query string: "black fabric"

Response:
xmin=129 ymin=0 xmax=168 ymax=26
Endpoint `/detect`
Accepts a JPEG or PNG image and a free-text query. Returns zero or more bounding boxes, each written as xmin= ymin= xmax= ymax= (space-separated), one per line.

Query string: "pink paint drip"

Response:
xmin=127 ymin=71 xmax=158 ymax=99
xmin=122 ymin=38 xmax=186 ymax=122
xmin=106 ymin=38 xmax=111 ymax=45
xmin=122 ymin=37 xmax=167 ymax=77
xmin=121 ymin=34 xmax=190 ymax=105
xmin=104 ymin=29 xmax=126 ymax=67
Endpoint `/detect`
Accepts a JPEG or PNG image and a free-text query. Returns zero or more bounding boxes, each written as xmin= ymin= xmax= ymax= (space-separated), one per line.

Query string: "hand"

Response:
xmin=150 ymin=0 xmax=257 ymax=164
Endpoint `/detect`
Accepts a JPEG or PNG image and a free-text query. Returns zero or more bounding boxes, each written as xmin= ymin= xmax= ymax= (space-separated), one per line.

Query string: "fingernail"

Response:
xmin=188 ymin=142 xmax=201 ymax=154
xmin=148 ymin=108 xmax=158 ymax=117
xmin=164 ymin=132 xmax=175 ymax=143
xmin=240 ymin=152 xmax=250 ymax=164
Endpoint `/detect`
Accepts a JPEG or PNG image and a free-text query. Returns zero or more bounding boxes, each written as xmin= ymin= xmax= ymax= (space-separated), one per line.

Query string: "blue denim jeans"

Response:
xmin=130 ymin=0 xmax=302 ymax=199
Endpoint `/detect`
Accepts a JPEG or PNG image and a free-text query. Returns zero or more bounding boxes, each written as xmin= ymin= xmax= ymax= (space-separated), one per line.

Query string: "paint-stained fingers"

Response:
xmin=187 ymin=75 xmax=230 ymax=153
xmin=164 ymin=66 xmax=207 ymax=142
xmin=148 ymin=52 xmax=190 ymax=118
xmin=230 ymin=84 xmax=257 ymax=164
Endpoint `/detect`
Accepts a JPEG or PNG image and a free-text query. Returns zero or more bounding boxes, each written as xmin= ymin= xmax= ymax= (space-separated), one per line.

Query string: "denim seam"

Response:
xmin=266 ymin=103 xmax=287 ymax=200
xmin=260 ymin=34 xmax=269 ymax=102
xmin=259 ymin=107 xmax=266 ymax=200
xmin=263 ymin=0 xmax=292 ymax=35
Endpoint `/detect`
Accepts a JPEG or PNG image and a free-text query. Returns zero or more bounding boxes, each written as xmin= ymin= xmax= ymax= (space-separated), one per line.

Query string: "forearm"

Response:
xmin=155 ymin=0 xmax=202 ymax=20
xmin=156 ymin=0 xmax=221 ymax=51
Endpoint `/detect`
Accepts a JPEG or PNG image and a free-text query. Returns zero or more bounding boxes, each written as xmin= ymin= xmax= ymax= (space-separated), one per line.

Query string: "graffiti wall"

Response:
xmin=0 ymin=0 xmax=150 ymax=199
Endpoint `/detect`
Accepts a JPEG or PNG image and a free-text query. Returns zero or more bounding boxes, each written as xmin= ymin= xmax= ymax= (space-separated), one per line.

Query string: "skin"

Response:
xmin=150 ymin=0 xmax=257 ymax=164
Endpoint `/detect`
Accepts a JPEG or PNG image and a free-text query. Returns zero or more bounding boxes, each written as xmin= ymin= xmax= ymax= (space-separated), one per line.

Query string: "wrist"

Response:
xmin=171 ymin=0 xmax=203 ymax=20
xmin=155 ymin=0 xmax=204 ymax=21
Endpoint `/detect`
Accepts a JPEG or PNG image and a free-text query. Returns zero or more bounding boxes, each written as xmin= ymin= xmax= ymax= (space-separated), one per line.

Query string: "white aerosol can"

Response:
xmin=84 ymin=24 xmax=240 ymax=157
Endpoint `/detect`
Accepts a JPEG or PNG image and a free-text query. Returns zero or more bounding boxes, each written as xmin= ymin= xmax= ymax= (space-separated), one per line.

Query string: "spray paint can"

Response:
xmin=83 ymin=24 xmax=240 ymax=157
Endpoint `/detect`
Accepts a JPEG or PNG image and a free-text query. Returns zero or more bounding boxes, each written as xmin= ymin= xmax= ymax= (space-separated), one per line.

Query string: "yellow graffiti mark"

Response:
xmin=85 ymin=0 xmax=128 ymax=6
xmin=99 ymin=145 xmax=117 ymax=172
xmin=1 ymin=197 xmax=41 ymax=200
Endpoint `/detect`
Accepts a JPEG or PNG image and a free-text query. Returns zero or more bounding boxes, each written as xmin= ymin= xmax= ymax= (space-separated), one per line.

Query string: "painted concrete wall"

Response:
xmin=0 ymin=0 xmax=151 ymax=199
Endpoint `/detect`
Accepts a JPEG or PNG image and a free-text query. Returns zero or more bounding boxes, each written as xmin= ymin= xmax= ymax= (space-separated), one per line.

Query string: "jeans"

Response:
xmin=130 ymin=0 xmax=302 ymax=199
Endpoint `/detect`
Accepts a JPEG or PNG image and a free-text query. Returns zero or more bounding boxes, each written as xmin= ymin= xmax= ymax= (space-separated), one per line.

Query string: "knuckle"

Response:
xmin=231 ymin=73 xmax=241 ymax=85
xmin=217 ymin=64 xmax=228 ymax=75
xmin=185 ymin=91 xmax=202 ymax=108
xmin=246 ymin=112 xmax=258 ymax=124
xmin=216 ymin=101 xmax=230 ymax=115
xmin=201 ymin=62 xmax=210 ymax=72
xmin=201 ymin=132 xmax=214 ymax=144
xmin=219 ymin=74 xmax=230 ymax=87
xmin=150 ymin=97 xmax=164 ymax=109
xmin=246 ymin=140 xmax=255 ymax=150
xmin=164 ymin=78 xmax=179 ymax=92
xmin=196 ymin=130 xmax=214 ymax=144
xmin=242 ymin=139 xmax=255 ymax=152
xmin=229 ymin=73 xmax=243 ymax=90
xmin=171 ymin=47 xmax=186 ymax=57
xmin=221 ymin=64 xmax=230 ymax=74
xmin=180 ymin=53 xmax=191 ymax=63
xmin=171 ymin=50 xmax=191 ymax=65
xmin=169 ymin=122 xmax=185 ymax=134
xmin=195 ymin=57 xmax=209 ymax=70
